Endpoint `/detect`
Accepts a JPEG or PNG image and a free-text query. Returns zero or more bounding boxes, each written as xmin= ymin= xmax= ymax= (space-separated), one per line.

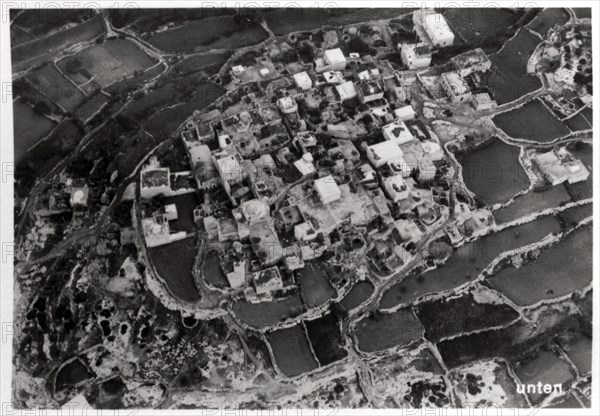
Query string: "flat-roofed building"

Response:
xmin=400 ymin=42 xmax=432 ymax=69
xmin=294 ymin=153 xmax=316 ymax=176
xmin=382 ymin=120 xmax=415 ymax=145
xmin=451 ymin=47 xmax=491 ymax=77
xmin=336 ymin=81 xmax=358 ymax=101
xmin=419 ymin=12 xmax=454 ymax=47
xmin=140 ymin=166 xmax=170 ymax=199
xmin=471 ymin=92 xmax=497 ymax=111
xmin=226 ymin=260 xmax=246 ymax=289
xmin=277 ymin=96 xmax=298 ymax=114
xmin=293 ymin=71 xmax=313 ymax=90
xmin=252 ymin=266 xmax=283 ymax=295
xmin=441 ymin=71 xmax=471 ymax=103
xmin=367 ymin=140 xmax=404 ymax=168
xmin=315 ymin=175 xmax=341 ymax=204
xmin=323 ymin=70 xmax=345 ymax=84
xmin=394 ymin=104 xmax=416 ymax=121
xmin=382 ymin=174 xmax=410 ymax=202
xmin=323 ymin=48 xmax=347 ymax=71
xmin=358 ymin=81 xmax=384 ymax=103
xmin=392 ymin=219 xmax=423 ymax=244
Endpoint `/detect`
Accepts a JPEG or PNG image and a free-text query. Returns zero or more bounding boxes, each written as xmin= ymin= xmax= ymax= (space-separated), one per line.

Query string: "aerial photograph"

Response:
xmin=5 ymin=3 xmax=595 ymax=412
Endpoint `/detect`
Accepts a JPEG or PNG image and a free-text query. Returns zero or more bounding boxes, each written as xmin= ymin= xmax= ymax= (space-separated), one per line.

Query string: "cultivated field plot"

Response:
xmin=559 ymin=333 xmax=592 ymax=375
xmin=354 ymin=308 xmax=423 ymax=353
xmin=10 ymin=26 xmax=36 ymax=46
xmin=572 ymin=8 xmax=592 ymax=19
xmin=378 ymin=215 xmax=562 ymax=309
xmin=148 ymin=235 xmax=201 ymax=303
xmin=73 ymin=92 xmax=109 ymax=123
xmin=26 ymin=65 xmax=87 ymax=112
xmin=11 ymin=16 xmax=105 ymax=72
xmin=267 ymin=325 xmax=319 ymax=377
xmin=457 ymin=139 xmax=529 ymax=205
xmin=140 ymin=83 xmax=225 ymax=138
xmin=490 ymin=28 xmax=541 ymax=77
xmin=57 ymin=39 xmax=157 ymax=88
xmin=415 ymin=290 xmax=520 ymax=342
xmin=488 ymin=225 xmax=592 ymax=307
xmin=264 ymin=8 xmax=407 ymax=36
xmin=147 ymin=16 xmax=268 ymax=54
xmin=21 ymin=120 xmax=84 ymax=179
xmin=340 ymin=280 xmax=374 ymax=312
xmin=568 ymin=143 xmax=593 ymax=200
xmin=560 ymin=203 xmax=593 ymax=225
xmin=13 ymin=99 xmax=56 ymax=163
xmin=527 ymin=8 xmax=570 ymax=37
xmin=513 ymin=350 xmax=575 ymax=405
xmin=173 ymin=53 xmax=231 ymax=76
xmin=201 ymin=254 xmax=229 ymax=288
xmin=11 ymin=8 xmax=96 ymax=37
xmin=231 ymin=294 xmax=306 ymax=329
xmin=484 ymin=28 xmax=543 ymax=104
xmin=493 ymin=100 xmax=571 ymax=142
xmin=565 ymin=107 xmax=593 ymax=131
xmin=492 ymin=185 xmax=572 ymax=224
xmin=305 ymin=314 xmax=347 ymax=366
xmin=298 ymin=263 xmax=337 ymax=308
xmin=484 ymin=70 xmax=542 ymax=105
xmin=441 ymin=8 xmax=523 ymax=52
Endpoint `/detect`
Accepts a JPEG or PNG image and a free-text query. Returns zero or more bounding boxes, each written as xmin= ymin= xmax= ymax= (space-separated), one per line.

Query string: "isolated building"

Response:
xmin=419 ymin=12 xmax=454 ymax=47
xmin=70 ymin=185 xmax=89 ymax=207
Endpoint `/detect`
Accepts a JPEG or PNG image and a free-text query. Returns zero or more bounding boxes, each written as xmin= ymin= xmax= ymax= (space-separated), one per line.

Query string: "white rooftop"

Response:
xmin=293 ymin=71 xmax=313 ymax=90
xmin=324 ymin=48 xmax=346 ymax=65
xmin=336 ymin=81 xmax=357 ymax=101
xmin=368 ymin=141 xmax=404 ymax=165
xmin=382 ymin=120 xmax=414 ymax=145
xmin=314 ymin=175 xmax=341 ymax=203
xmin=424 ymin=13 xmax=453 ymax=40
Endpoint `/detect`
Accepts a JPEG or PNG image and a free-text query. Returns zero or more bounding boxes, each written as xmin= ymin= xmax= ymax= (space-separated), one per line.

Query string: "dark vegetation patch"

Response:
xmin=415 ymin=291 xmax=520 ymax=342
xmin=305 ymin=314 xmax=347 ymax=366
xmin=148 ymin=236 xmax=201 ymax=303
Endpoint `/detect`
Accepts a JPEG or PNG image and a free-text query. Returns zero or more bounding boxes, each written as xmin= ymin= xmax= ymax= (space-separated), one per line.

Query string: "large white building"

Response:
xmin=420 ymin=12 xmax=454 ymax=47
xmin=323 ymin=48 xmax=347 ymax=71
xmin=336 ymin=81 xmax=358 ymax=101
xmin=367 ymin=141 xmax=404 ymax=168
xmin=400 ymin=42 xmax=432 ymax=69
xmin=315 ymin=175 xmax=341 ymax=204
